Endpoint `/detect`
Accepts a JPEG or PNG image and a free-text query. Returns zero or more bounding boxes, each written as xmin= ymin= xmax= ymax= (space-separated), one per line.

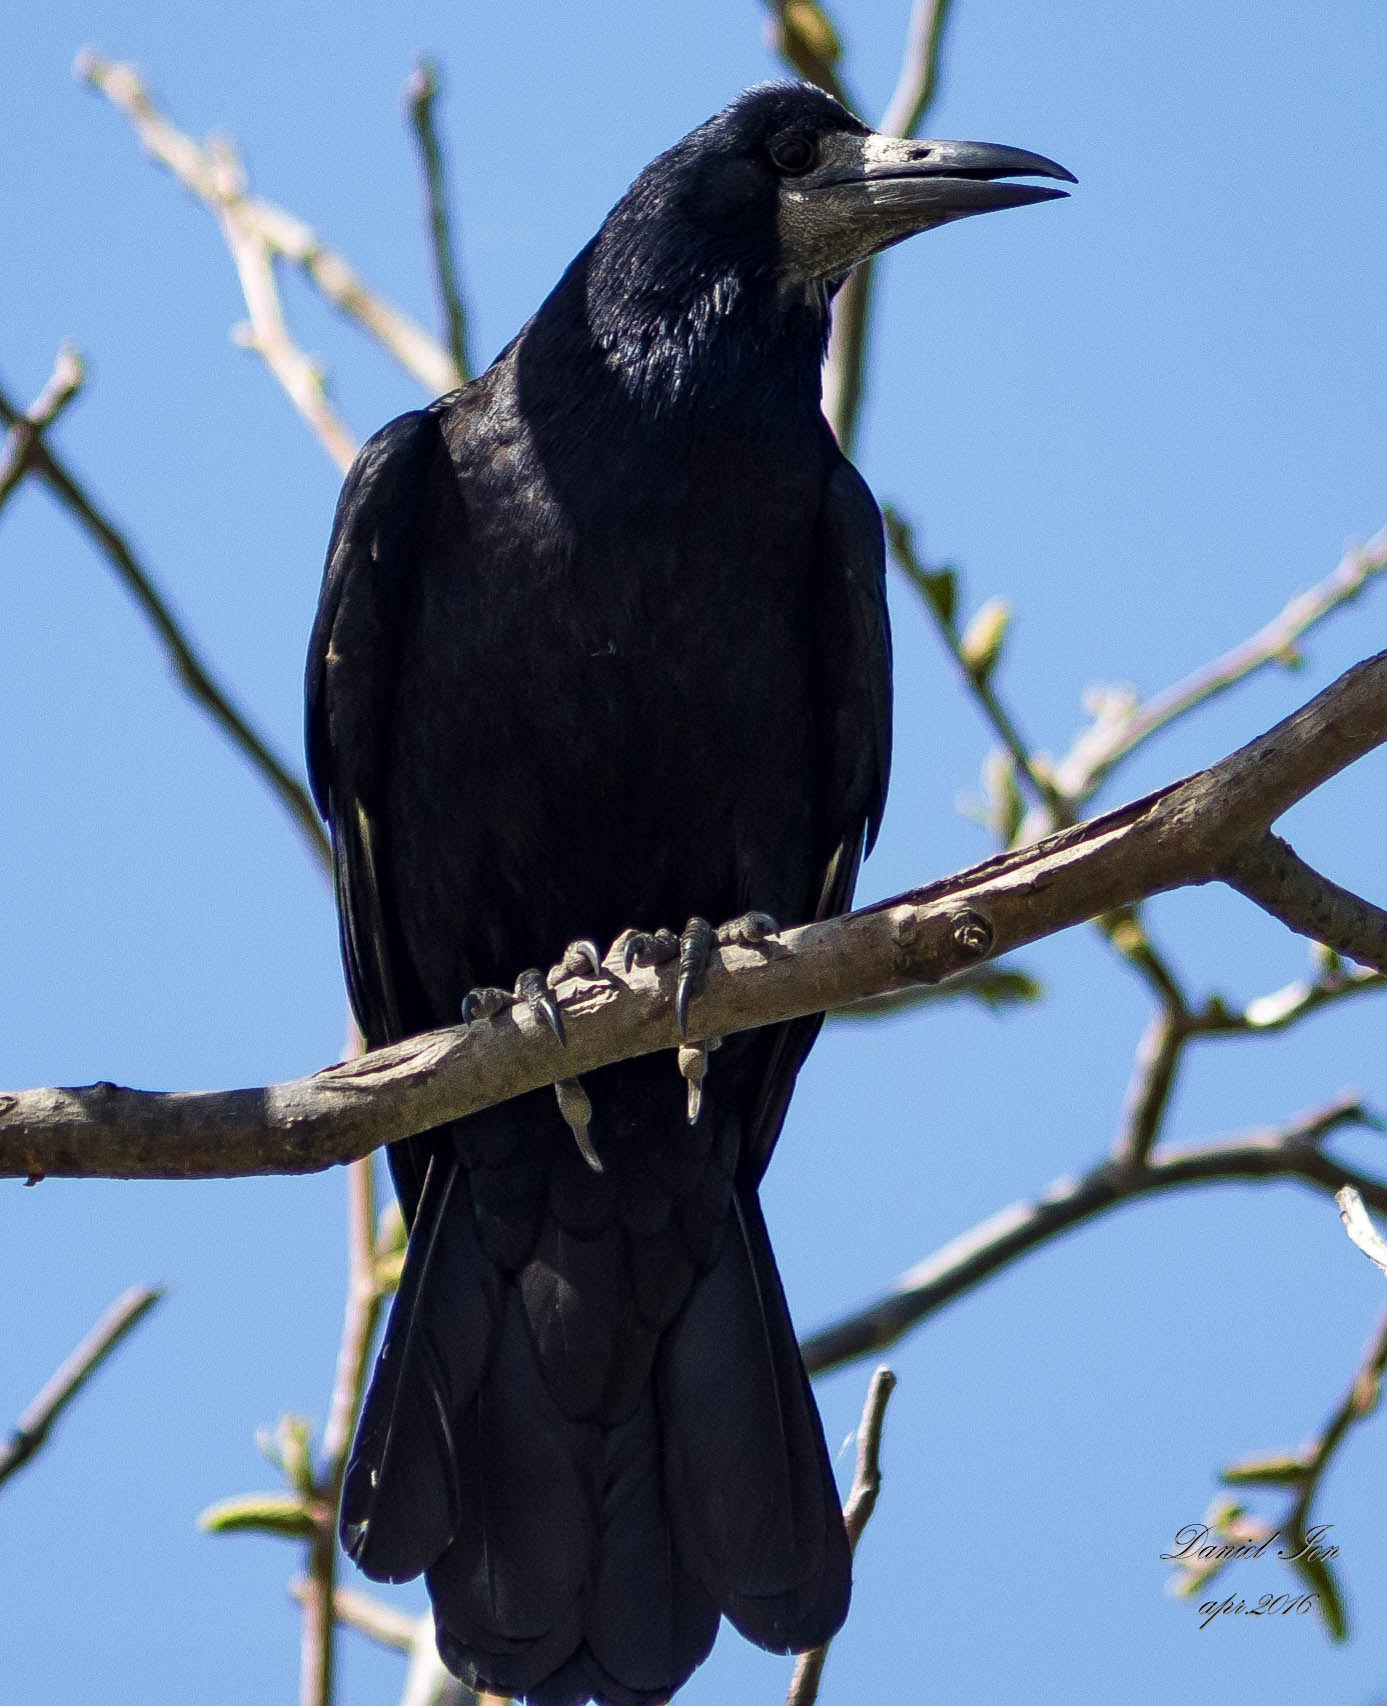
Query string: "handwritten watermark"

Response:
xmin=1162 ymin=1523 xmax=1338 ymax=1629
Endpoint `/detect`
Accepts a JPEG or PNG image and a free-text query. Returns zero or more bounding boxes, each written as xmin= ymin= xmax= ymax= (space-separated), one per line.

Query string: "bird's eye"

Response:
xmin=768 ymin=132 xmax=817 ymax=176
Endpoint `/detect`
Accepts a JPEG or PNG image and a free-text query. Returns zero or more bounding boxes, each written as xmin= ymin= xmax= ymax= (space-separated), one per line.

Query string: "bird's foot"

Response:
xmin=675 ymin=911 xmax=780 ymax=1035
xmin=555 ymin=1077 xmax=602 ymax=1172
xmin=459 ymin=966 xmax=567 ymax=1043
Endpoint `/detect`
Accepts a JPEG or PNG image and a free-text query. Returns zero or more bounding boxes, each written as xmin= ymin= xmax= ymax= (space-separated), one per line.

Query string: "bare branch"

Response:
xmin=1337 ymin=1186 xmax=1387 ymax=1279
xmin=1112 ymin=1006 xmax=1183 ymax=1168
xmin=879 ymin=0 xmax=957 ymax=140
xmin=2 ymin=650 xmax=1386 ymax=1180
xmin=817 ymin=1 xmax=956 ymax=448
xmin=889 ymin=507 xmax=1195 ymax=1011
xmin=1195 ymin=1297 xmax=1387 ymax=1640
xmin=301 ymin=1157 xmax=382 ymax=1706
xmin=0 ymin=376 xmax=330 ymax=873
xmin=0 ymin=1286 xmax=162 ymax=1489
xmin=761 ymin=1 xmax=856 ymax=109
xmin=830 ymin=956 xmax=1041 ymax=1019
xmin=400 ymin=1623 xmax=483 ymax=1706
xmin=76 ymin=52 xmax=459 ymax=417
xmin=290 ymin=1579 xmax=419 ymax=1654
xmin=1221 ymin=833 xmax=1387 ymax=972
xmin=405 ymin=58 xmax=471 ymax=384
xmin=886 ymin=508 xmax=1067 ymax=820
xmin=802 ymin=1097 xmax=1382 ymax=1375
xmin=0 ymin=345 xmax=86 ymax=515
xmin=1169 ymin=947 xmax=1385 ymax=1041
xmin=1055 ymin=527 xmax=1387 ymax=805
xmin=784 ymin=1366 xmax=897 ymax=1706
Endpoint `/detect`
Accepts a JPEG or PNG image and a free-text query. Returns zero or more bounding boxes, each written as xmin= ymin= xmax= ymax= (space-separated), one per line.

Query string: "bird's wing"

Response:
xmin=306 ymin=403 xmax=454 ymax=1216
xmin=741 ymin=453 xmax=892 ymax=1186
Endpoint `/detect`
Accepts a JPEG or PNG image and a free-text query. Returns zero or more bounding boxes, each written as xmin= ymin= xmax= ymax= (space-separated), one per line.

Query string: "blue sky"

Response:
xmin=3 ymin=2 xmax=1387 ymax=1702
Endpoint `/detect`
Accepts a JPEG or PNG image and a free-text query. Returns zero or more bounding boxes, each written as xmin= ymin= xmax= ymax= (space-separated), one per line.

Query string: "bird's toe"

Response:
xmin=675 ymin=916 xmax=715 ymax=1037
xmin=514 ymin=966 xmax=566 ymax=1044
xmin=617 ymin=926 xmax=680 ymax=974
xmin=459 ymin=985 xmax=514 ymax=1025
xmin=717 ymin=909 xmax=779 ymax=948
xmin=554 ymin=1076 xmax=602 ymax=1171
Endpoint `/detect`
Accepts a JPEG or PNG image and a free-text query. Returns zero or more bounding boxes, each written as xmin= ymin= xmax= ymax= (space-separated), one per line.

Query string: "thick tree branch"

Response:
xmin=0 ymin=345 xmax=85 ymax=515
xmin=0 ymin=376 xmax=330 ymax=873
xmin=0 ymin=1286 xmax=163 ymax=1489
xmin=801 ymin=1097 xmax=1382 ymax=1375
xmin=2 ymin=651 xmax=1385 ymax=1181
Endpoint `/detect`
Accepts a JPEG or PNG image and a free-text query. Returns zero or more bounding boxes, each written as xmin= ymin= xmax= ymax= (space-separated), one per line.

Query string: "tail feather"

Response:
xmin=583 ymin=1394 xmax=719 ymax=1693
xmin=346 ymin=1125 xmax=849 ymax=1702
xmin=341 ymin=1157 xmax=501 ymax=1580
xmin=657 ymin=1189 xmax=851 ymax=1651
xmin=428 ymin=1285 xmax=601 ymax=1649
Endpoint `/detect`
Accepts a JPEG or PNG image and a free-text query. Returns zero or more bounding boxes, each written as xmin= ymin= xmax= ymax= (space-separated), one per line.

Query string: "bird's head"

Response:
xmin=601 ymin=82 xmax=1072 ymax=300
xmin=553 ymin=82 xmax=1070 ymax=411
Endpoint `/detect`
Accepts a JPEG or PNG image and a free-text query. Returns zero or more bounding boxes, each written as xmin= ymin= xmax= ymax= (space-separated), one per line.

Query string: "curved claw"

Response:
xmin=555 ymin=1078 xmax=602 ymax=1172
xmin=460 ymin=985 xmax=512 ymax=1025
xmin=567 ymin=938 xmax=603 ymax=979
xmin=515 ymin=967 xmax=565 ymax=1045
xmin=621 ymin=927 xmax=679 ymax=975
xmin=676 ymin=916 xmax=714 ymax=1038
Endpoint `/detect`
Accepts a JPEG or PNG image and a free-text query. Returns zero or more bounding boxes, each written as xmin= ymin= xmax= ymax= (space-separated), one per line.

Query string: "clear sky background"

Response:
xmin=4 ymin=2 xmax=1387 ymax=1703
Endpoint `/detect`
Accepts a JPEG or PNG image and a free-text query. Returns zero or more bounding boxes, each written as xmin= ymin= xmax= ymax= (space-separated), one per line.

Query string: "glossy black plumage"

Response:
xmin=307 ymin=82 xmax=1068 ymax=1705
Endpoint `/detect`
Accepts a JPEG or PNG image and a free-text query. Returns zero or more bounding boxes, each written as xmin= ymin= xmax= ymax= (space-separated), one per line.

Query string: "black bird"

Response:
xmin=307 ymin=82 xmax=1069 ymax=1706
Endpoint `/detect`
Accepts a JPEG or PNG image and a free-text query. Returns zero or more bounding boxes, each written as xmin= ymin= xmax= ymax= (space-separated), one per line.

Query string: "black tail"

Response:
xmin=342 ymin=1147 xmax=849 ymax=1705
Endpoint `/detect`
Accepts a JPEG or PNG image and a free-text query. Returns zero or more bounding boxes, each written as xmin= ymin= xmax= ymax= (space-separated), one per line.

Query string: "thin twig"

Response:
xmin=76 ymin=52 xmax=459 ymax=415
xmin=761 ymin=1 xmax=857 ymax=109
xmin=290 ymin=1579 xmax=419 ymax=1654
xmin=303 ymin=1155 xmax=382 ymax=1706
xmin=1221 ymin=833 xmax=1387 ymax=972
xmin=5 ymin=648 xmax=1387 ymax=1179
xmin=821 ymin=0 xmax=956 ymax=449
xmin=1188 ymin=961 xmax=1384 ymax=1037
xmin=401 ymin=1622 xmax=483 ymax=1706
xmin=803 ymin=1097 xmax=1382 ymax=1374
xmin=885 ymin=508 xmax=1066 ymax=822
xmin=0 ymin=345 xmax=86 ymax=514
xmin=1055 ymin=527 xmax=1387 ymax=806
xmin=888 ymin=507 xmax=1191 ymax=1008
xmin=1190 ymin=1297 xmax=1387 ymax=1639
xmin=1337 ymin=1187 xmax=1387 ymax=1279
xmin=880 ymin=0 xmax=957 ymax=140
xmin=0 ymin=377 xmax=330 ymax=872
xmin=405 ymin=58 xmax=471 ymax=385
xmin=0 ymin=1286 xmax=163 ymax=1489
xmin=1112 ymin=1006 xmax=1184 ymax=1168
xmin=785 ymin=1366 xmax=897 ymax=1706
xmin=1279 ymin=1307 xmax=1387 ymax=1632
